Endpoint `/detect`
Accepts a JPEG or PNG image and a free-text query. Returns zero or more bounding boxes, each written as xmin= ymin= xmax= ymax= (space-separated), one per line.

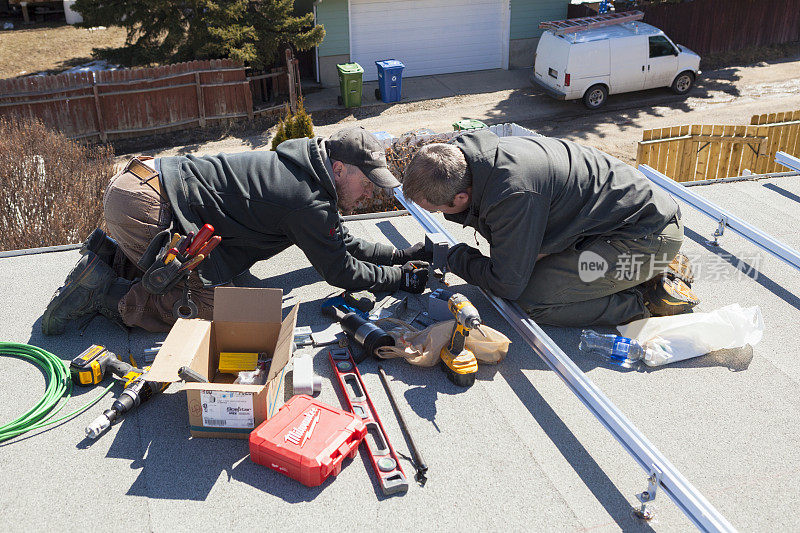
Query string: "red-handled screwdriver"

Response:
xmin=185 ymin=224 xmax=214 ymax=257
xmin=196 ymin=235 xmax=221 ymax=258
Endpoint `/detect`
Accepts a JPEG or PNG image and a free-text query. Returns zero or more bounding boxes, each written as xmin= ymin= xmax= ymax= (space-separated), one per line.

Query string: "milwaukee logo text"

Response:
xmin=284 ymin=407 xmax=320 ymax=445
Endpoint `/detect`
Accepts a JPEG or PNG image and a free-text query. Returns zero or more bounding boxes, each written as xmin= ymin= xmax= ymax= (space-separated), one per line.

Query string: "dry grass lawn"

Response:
xmin=0 ymin=22 xmax=127 ymax=79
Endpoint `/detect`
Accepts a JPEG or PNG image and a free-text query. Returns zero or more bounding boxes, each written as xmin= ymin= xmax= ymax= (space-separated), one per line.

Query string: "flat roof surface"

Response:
xmin=559 ymin=21 xmax=662 ymax=43
xmin=2 ymin=174 xmax=800 ymax=532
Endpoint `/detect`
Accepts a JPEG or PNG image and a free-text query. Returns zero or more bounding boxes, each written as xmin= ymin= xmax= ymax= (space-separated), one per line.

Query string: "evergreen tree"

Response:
xmin=293 ymin=98 xmax=314 ymax=138
xmin=73 ymin=0 xmax=324 ymax=69
xmin=271 ymin=118 xmax=287 ymax=150
xmin=270 ymin=100 xmax=315 ymax=150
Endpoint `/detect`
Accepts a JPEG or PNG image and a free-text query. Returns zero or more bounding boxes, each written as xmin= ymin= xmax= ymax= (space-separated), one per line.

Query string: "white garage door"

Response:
xmin=350 ymin=0 xmax=507 ymax=81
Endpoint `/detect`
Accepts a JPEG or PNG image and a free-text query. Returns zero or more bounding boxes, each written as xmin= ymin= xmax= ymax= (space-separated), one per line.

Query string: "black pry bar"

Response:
xmin=329 ymin=347 xmax=408 ymax=495
xmin=377 ymin=365 xmax=428 ymax=486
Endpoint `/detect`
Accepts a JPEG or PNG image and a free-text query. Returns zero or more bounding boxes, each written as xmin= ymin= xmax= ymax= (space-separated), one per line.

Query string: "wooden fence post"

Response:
xmin=92 ymin=78 xmax=107 ymax=143
xmin=285 ymin=48 xmax=297 ymax=113
xmin=195 ymin=72 xmax=206 ymax=127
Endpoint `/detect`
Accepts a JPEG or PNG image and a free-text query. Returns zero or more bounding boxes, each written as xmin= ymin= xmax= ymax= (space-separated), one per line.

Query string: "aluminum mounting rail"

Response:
xmin=393 ymin=187 xmax=736 ymax=532
xmin=639 ymin=164 xmax=800 ymax=272
xmin=776 ymin=151 xmax=800 ymax=172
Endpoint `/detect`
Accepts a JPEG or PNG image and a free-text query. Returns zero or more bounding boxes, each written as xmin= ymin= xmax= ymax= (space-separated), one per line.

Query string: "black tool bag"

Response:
xmin=138 ymin=230 xmax=188 ymax=295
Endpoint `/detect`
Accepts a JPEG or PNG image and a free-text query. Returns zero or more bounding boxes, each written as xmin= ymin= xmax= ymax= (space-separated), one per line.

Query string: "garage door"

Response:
xmin=350 ymin=0 xmax=507 ymax=81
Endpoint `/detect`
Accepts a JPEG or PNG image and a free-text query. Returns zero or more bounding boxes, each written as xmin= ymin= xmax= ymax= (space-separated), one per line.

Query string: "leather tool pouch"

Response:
xmin=139 ymin=230 xmax=187 ymax=295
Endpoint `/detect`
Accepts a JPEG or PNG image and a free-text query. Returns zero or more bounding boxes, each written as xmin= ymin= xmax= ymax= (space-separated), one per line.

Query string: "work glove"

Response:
xmin=399 ymin=261 xmax=430 ymax=294
xmin=392 ymin=242 xmax=433 ymax=264
xmin=445 ymin=243 xmax=476 ymax=277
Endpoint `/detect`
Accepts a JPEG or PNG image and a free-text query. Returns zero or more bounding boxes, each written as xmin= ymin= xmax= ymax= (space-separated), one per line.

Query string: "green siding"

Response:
xmin=316 ymin=0 xmax=349 ymax=57
xmin=510 ymin=0 xmax=569 ymax=40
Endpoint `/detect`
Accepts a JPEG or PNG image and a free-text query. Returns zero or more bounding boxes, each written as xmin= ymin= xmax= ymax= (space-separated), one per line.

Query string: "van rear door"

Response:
xmin=534 ymin=33 xmax=571 ymax=95
xmin=645 ymin=34 xmax=679 ymax=89
xmin=609 ymin=36 xmax=647 ymax=93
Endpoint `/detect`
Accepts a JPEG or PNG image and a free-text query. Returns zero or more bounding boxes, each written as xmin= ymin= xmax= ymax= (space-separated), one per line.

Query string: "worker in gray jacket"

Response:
xmin=42 ymin=127 xmax=430 ymax=334
xmin=402 ymin=130 xmax=698 ymax=327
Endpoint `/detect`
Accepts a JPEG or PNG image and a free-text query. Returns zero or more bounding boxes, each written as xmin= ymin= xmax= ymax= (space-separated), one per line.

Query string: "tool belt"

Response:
xmin=138 ymin=230 xmax=187 ymax=295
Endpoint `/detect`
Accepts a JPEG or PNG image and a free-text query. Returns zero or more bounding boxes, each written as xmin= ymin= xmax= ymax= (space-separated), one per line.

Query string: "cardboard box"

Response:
xmin=147 ymin=287 xmax=298 ymax=439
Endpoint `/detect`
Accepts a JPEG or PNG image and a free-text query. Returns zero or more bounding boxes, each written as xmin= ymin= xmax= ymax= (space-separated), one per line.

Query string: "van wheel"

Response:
xmin=671 ymin=71 xmax=695 ymax=95
xmin=583 ymin=85 xmax=608 ymax=109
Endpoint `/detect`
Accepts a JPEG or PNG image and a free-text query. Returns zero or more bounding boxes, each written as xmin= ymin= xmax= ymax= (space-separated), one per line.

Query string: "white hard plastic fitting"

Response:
xmin=293 ymin=355 xmax=322 ymax=396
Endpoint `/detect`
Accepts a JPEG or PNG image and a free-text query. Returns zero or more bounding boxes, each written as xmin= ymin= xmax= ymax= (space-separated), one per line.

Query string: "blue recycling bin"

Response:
xmin=375 ymin=59 xmax=405 ymax=103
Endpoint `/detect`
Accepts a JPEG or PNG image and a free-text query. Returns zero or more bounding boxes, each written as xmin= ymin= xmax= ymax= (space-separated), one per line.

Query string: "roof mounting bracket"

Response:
xmin=708 ymin=216 xmax=728 ymax=247
xmin=634 ymin=465 xmax=663 ymax=521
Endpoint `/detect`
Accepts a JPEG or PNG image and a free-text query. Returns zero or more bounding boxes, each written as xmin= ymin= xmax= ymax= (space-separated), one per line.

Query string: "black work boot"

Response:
xmin=80 ymin=228 xmax=118 ymax=266
xmin=42 ymin=250 xmax=133 ymax=335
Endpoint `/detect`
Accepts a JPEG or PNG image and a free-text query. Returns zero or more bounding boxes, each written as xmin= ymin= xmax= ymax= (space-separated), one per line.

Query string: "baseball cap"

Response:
xmin=327 ymin=126 xmax=401 ymax=189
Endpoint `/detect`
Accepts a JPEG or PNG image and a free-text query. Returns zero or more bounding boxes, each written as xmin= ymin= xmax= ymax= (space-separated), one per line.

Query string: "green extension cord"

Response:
xmin=0 ymin=342 xmax=114 ymax=443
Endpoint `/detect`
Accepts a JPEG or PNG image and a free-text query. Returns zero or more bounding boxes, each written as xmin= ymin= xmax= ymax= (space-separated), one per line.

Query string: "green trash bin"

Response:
xmin=337 ymin=63 xmax=364 ymax=108
xmin=453 ymin=119 xmax=487 ymax=131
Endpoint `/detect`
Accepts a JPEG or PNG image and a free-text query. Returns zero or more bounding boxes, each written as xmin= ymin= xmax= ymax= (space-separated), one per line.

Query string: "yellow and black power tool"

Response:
xmin=70 ymin=345 xmax=166 ymax=440
xmin=440 ymin=293 xmax=482 ymax=387
xmin=69 ymin=344 xmax=143 ymax=386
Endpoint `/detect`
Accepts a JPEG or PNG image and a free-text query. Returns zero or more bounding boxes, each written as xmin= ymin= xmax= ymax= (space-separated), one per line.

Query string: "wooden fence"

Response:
xmin=0 ymin=50 xmax=300 ymax=143
xmin=570 ymin=0 xmax=800 ymax=56
xmin=636 ymin=110 xmax=800 ymax=181
xmin=750 ymin=110 xmax=800 ymax=173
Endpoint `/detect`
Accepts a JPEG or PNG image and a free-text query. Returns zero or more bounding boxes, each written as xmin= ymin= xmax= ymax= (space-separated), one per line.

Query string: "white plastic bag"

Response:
xmin=617 ymin=304 xmax=764 ymax=367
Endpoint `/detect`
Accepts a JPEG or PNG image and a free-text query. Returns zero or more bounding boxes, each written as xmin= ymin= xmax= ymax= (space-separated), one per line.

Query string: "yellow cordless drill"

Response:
xmin=440 ymin=293 xmax=481 ymax=387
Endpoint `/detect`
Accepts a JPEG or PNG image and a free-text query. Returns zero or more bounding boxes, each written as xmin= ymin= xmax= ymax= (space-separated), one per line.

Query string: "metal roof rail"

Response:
xmin=393 ymin=183 xmax=736 ymax=532
xmin=776 ymin=151 xmax=800 ymax=173
xmin=640 ymin=163 xmax=800 ymax=270
xmin=539 ymin=10 xmax=644 ymax=36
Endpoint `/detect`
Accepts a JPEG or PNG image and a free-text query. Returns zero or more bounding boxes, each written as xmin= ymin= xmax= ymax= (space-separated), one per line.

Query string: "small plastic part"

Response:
xmin=234 ymin=360 xmax=269 ymax=385
xmin=293 ymin=355 xmax=322 ymax=395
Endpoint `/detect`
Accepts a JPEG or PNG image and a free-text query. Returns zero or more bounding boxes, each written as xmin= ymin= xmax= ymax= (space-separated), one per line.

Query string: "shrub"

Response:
xmin=0 ymin=116 xmax=115 ymax=251
xmin=270 ymin=98 xmax=314 ymax=150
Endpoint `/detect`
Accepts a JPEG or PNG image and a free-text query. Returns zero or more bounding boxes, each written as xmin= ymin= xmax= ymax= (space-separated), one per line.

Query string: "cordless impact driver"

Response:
xmin=440 ymin=293 xmax=482 ymax=387
xmin=69 ymin=345 xmax=165 ymax=440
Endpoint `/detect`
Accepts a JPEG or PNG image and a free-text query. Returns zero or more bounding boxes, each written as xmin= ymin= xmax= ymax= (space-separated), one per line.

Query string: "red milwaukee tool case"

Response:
xmin=249 ymin=395 xmax=367 ymax=487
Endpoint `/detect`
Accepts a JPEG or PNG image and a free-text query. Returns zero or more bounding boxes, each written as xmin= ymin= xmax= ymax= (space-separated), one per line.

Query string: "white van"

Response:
xmin=532 ymin=16 xmax=700 ymax=109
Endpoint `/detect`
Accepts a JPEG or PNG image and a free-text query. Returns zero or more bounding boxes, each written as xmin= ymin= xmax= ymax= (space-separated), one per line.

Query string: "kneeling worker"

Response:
xmin=43 ymin=127 xmax=430 ymax=334
xmin=401 ymin=130 xmax=698 ymax=327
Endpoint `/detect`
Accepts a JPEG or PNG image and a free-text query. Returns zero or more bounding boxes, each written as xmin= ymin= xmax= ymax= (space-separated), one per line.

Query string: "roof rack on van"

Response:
xmin=538 ymin=10 xmax=644 ymax=36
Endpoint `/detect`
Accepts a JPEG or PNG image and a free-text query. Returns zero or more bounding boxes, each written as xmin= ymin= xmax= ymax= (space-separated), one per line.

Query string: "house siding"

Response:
xmin=510 ymin=0 xmax=568 ymax=40
xmin=316 ymin=0 xmax=350 ymax=57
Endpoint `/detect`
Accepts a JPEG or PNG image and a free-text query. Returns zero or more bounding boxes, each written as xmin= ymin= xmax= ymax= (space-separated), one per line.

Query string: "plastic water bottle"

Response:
xmin=578 ymin=330 xmax=645 ymax=367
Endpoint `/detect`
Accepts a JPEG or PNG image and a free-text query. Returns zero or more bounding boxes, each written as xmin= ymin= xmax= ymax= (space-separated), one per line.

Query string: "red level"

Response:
xmin=329 ymin=347 xmax=408 ymax=495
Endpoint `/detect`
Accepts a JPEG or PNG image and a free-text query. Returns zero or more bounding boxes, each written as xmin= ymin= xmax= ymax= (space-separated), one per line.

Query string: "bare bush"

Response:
xmin=0 ymin=116 xmax=114 ymax=251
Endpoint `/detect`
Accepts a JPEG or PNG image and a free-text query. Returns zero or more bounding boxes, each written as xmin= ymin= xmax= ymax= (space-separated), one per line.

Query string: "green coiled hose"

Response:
xmin=0 ymin=342 xmax=114 ymax=443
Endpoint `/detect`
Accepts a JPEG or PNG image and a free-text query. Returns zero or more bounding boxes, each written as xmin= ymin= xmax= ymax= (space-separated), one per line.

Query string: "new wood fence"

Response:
xmin=0 ymin=50 xmax=300 ymax=143
xmin=636 ymin=110 xmax=800 ymax=181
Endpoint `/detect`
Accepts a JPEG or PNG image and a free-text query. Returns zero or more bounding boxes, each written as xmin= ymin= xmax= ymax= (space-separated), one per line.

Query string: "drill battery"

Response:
xmin=249 ymin=395 xmax=366 ymax=487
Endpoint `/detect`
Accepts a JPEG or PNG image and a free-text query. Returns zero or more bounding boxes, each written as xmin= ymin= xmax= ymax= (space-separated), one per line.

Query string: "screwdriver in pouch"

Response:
xmin=177 ymin=231 xmax=194 ymax=255
xmin=185 ymin=224 xmax=214 ymax=256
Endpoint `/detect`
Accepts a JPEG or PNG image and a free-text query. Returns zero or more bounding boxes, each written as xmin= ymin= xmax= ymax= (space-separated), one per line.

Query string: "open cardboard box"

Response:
xmin=147 ymin=287 xmax=298 ymax=439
